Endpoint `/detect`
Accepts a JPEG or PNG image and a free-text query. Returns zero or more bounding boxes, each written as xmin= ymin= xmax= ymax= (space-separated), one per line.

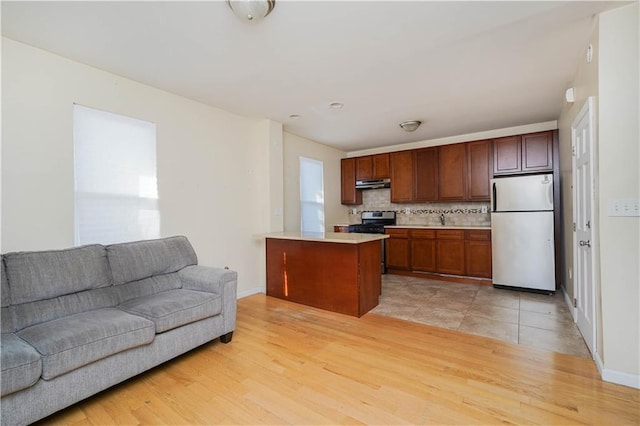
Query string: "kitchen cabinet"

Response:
xmin=410 ymin=229 xmax=436 ymax=272
xmin=464 ymin=230 xmax=492 ymax=278
xmin=390 ymin=151 xmax=415 ymax=203
xmin=438 ymin=143 xmax=467 ymax=201
xmin=467 ymin=140 xmax=492 ymax=201
xmin=385 ymin=228 xmax=410 ymax=270
xmin=356 ymin=153 xmax=390 ymax=180
xmin=341 ymin=158 xmax=362 ymax=205
xmin=386 ymin=227 xmax=492 ymax=280
xmin=493 ymin=131 xmax=553 ymax=175
xmin=435 ymin=230 xmax=466 ymax=275
xmin=414 ymin=147 xmax=438 ymax=202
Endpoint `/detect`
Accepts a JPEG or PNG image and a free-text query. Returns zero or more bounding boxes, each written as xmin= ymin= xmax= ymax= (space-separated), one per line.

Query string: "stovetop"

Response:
xmin=348 ymin=211 xmax=396 ymax=234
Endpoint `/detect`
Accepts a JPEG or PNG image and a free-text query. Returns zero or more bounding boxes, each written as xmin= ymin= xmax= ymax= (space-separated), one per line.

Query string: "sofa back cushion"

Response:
xmin=107 ymin=236 xmax=197 ymax=285
xmin=1 ymin=256 xmax=14 ymax=333
xmin=4 ymin=245 xmax=112 ymax=305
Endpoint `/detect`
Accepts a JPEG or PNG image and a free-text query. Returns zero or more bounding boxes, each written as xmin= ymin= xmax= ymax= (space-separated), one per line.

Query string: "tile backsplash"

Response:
xmin=347 ymin=188 xmax=491 ymax=227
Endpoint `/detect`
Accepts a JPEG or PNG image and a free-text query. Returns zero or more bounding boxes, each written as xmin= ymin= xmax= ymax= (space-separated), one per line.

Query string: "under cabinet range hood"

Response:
xmin=355 ymin=178 xmax=391 ymax=190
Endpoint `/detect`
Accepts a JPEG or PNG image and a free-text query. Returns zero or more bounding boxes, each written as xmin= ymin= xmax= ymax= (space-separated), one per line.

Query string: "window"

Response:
xmin=299 ymin=157 xmax=324 ymax=233
xmin=73 ymin=104 xmax=159 ymax=245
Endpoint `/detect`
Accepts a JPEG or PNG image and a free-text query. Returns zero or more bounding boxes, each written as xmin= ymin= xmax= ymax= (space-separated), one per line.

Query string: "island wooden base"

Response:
xmin=266 ymin=238 xmax=382 ymax=317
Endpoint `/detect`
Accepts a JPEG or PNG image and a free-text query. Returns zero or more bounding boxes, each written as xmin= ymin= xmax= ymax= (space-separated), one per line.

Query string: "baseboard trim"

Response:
xmin=561 ymin=285 xmax=577 ymax=321
xmin=595 ymin=352 xmax=640 ymax=389
xmin=237 ymin=287 xmax=264 ymax=299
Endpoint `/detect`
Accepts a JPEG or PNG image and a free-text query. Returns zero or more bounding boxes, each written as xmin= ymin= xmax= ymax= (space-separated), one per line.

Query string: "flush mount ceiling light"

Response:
xmin=329 ymin=102 xmax=344 ymax=109
xmin=399 ymin=120 xmax=422 ymax=132
xmin=289 ymin=114 xmax=301 ymax=119
xmin=227 ymin=0 xmax=275 ymax=22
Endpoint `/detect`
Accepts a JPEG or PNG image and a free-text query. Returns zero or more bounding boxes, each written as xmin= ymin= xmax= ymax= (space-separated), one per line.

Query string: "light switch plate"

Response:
xmin=608 ymin=198 xmax=640 ymax=217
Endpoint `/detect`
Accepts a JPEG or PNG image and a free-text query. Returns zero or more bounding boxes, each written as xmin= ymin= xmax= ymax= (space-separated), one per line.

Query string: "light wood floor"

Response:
xmin=38 ymin=294 xmax=639 ymax=425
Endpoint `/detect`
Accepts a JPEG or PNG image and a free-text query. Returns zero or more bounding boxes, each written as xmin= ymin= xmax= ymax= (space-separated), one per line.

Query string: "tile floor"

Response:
xmin=370 ymin=274 xmax=592 ymax=358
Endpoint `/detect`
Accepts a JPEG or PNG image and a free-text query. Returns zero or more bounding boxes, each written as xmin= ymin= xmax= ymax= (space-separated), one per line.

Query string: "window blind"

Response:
xmin=73 ymin=104 xmax=159 ymax=245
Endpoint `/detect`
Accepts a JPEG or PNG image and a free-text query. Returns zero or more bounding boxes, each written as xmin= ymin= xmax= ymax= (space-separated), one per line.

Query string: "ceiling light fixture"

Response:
xmin=329 ymin=102 xmax=344 ymax=109
xmin=289 ymin=114 xmax=301 ymax=119
xmin=227 ymin=0 xmax=275 ymax=22
xmin=399 ymin=120 xmax=422 ymax=132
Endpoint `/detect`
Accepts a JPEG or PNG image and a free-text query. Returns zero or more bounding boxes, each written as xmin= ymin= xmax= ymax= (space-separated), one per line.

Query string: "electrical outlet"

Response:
xmin=404 ymin=207 xmax=411 ymax=215
xmin=608 ymin=199 xmax=640 ymax=217
xmin=481 ymin=205 xmax=488 ymax=214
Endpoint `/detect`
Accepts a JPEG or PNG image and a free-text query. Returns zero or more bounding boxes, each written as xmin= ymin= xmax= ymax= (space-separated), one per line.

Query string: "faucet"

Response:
xmin=439 ymin=213 xmax=445 ymax=225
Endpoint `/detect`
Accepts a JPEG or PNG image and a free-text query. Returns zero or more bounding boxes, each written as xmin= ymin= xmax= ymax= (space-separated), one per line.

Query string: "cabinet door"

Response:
xmin=436 ymin=230 xmax=465 ymax=275
xmin=385 ymin=229 xmax=410 ymax=270
xmin=465 ymin=241 xmax=492 ymax=278
xmin=493 ymin=136 xmax=522 ymax=175
xmin=372 ymin=153 xmax=390 ymax=179
xmin=355 ymin=156 xmax=373 ymax=181
xmin=467 ymin=140 xmax=491 ymax=201
xmin=414 ymin=147 xmax=438 ymax=202
xmin=390 ymin=151 xmax=415 ymax=203
xmin=522 ymin=132 xmax=553 ymax=172
xmin=411 ymin=230 xmax=437 ymax=272
xmin=438 ymin=143 xmax=467 ymax=201
xmin=341 ymin=158 xmax=362 ymax=205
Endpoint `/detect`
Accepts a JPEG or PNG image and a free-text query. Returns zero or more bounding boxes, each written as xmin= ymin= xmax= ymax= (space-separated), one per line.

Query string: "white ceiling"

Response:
xmin=1 ymin=1 xmax=625 ymax=152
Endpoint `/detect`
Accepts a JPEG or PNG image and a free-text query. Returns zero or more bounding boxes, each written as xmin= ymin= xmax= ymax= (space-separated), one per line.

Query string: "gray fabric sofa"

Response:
xmin=0 ymin=236 xmax=237 ymax=425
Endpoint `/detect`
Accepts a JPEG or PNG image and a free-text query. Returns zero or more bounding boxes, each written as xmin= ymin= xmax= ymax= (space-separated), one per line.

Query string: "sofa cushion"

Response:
xmin=1 ymin=333 xmax=42 ymax=396
xmin=4 ymin=245 xmax=112 ymax=305
xmin=107 ymin=236 xmax=197 ymax=285
xmin=118 ymin=289 xmax=221 ymax=333
xmin=16 ymin=308 xmax=155 ymax=380
xmin=112 ymin=273 xmax=183 ymax=305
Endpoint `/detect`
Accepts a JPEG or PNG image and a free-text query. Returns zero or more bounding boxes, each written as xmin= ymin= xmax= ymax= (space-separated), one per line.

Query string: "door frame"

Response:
xmin=571 ymin=96 xmax=599 ymax=357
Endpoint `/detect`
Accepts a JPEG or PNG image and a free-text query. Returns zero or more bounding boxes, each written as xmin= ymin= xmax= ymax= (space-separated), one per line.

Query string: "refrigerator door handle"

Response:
xmin=492 ymin=182 xmax=497 ymax=212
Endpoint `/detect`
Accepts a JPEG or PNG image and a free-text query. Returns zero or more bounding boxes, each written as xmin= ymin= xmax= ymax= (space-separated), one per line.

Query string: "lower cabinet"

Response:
xmin=435 ymin=230 xmax=466 ymax=275
xmin=386 ymin=228 xmax=492 ymax=279
xmin=385 ymin=228 xmax=410 ymax=270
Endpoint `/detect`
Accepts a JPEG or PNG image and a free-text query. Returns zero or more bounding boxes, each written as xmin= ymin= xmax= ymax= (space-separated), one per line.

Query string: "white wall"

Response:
xmin=1 ymin=37 xmax=279 ymax=297
xmin=283 ymin=132 xmax=348 ymax=232
xmin=557 ymin=17 xmax=599 ymax=307
xmin=597 ymin=3 xmax=639 ymax=383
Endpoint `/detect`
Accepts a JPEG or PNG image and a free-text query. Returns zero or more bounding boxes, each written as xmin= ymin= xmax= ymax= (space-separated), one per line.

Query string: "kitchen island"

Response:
xmin=265 ymin=232 xmax=388 ymax=317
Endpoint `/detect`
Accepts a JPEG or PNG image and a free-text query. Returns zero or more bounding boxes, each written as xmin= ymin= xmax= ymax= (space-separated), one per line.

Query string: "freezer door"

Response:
xmin=491 ymin=211 xmax=555 ymax=291
xmin=491 ymin=174 xmax=553 ymax=212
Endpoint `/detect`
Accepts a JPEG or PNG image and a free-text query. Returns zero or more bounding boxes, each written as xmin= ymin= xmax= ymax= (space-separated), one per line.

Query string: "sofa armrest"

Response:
xmin=178 ymin=265 xmax=237 ymax=334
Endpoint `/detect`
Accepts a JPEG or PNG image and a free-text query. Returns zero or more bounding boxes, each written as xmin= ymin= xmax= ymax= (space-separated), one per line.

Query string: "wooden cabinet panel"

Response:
xmin=438 ymin=143 xmax=467 ymax=201
xmin=411 ymin=229 xmax=436 ymax=272
xmin=522 ymin=132 xmax=553 ymax=172
xmin=341 ymin=158 xmax=362 ymax=205
xmin=355 ymin=156 xmax=373 ymax=180
xmin=385 ymin=229 xmax=410 ymax=270
xmin=372 ymin=153 xmax=390 ymax=179
xmin=493 ymin=131 xmax=553 ymax=176
xmin=436 ymin=240 xmax=465 ymax=275
xmin=415 ymin=147 xmax=438 ymax=202
xmin=390 ymin=151 xmax=415 ymax=203
xmin=465 ymin=240 xmax=492 ymax=278
xmin=493 ymin=136 xmax=522 ymax=175
xmin=436 ymin=230 xmax=465 ymax=240
xmin=465 ymin=230 xmax=491 ymax=241
xmin=467 ymin=140 xmax=491 ymax=201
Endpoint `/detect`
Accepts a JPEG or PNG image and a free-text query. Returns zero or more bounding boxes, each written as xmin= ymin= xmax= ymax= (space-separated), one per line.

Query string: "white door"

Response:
xmin=572 ymin=97 xmax=597 ymax=356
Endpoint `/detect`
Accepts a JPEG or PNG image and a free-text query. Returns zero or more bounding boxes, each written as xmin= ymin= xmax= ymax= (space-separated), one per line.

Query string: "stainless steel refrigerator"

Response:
xmin=491 ymin=173 xmax=555 ymax=292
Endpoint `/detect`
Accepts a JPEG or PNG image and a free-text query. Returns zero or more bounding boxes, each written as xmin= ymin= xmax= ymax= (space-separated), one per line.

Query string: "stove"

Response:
xmin=348 ymin=211 xmax=396 ymax=234
xmin=348 ymin=211 xmax=396 ymax=274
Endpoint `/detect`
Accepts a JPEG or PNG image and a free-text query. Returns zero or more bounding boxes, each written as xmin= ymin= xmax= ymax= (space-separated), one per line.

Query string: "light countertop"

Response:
xmin=385 ymin=225 xmax=491 ymax=230
xmin=265 ymin=231 xmax=389 ymax=244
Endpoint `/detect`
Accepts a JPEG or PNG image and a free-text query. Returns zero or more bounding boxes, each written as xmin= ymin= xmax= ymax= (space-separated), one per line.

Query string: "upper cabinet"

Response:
xmin=493 ymin=131 xmax=553 ymax=176
xmin=356 ymin=153 xmax=390 ymax=180
xmin=437 ymin=140 xmax=491 ymax=202
xmin=341 ymin=158 xmax=362 ymax=205
xmin=467 ymin=140 xmax=492 ymax=201
xmin=414 ymin=147 xmax=438 ymax=202
xmin=438 ymin=143 xmax=467 ymax=201
xmin=390 ymin=151 xmax=415 ymax=202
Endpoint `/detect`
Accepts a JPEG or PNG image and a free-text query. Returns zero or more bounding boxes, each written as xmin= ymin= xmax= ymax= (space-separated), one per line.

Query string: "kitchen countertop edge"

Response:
xmin=385 ymin=225 xmax=491 ymax=230
xmin=265 ymin=232 xmax=389 ymax=244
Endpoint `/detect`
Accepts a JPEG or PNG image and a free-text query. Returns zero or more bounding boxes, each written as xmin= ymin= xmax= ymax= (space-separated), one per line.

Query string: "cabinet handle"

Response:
xmin=579 ymin=240 xmax=591 ymax=248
